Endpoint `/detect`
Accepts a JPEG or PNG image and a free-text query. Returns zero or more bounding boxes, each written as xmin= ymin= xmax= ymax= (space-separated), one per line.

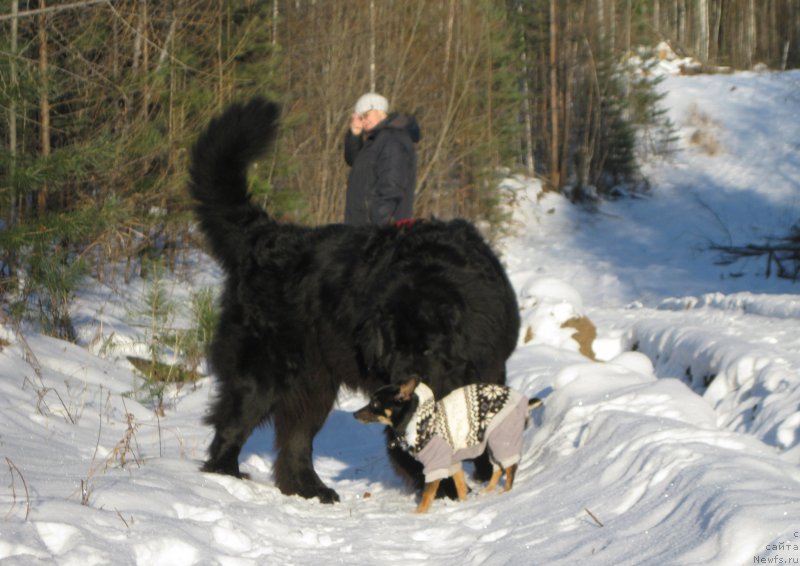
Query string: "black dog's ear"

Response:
xmin=395 ymin=376 xmax=419 ymax=401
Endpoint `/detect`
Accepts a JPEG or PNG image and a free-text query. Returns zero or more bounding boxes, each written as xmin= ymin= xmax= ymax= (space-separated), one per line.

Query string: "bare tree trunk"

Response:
xmin=388 ymin=1 xmax=425 ymax=101
xmin=607 ymin=0 xmax=616 ymax=51
xmin=217 ymin=3 xmax=225 ymax=107
xmin=624 ymin=0 xmax=631 ymax=54
xmin=443 ymin=0 xmax=456 ymax=75
xmin=112 ymin=10 xmax=119 ymax=78
xmin=485 ymin=15 xmax=495 ymax=170
xmin=37 ymin=0 xmax=50 ymax=217
xmin=549 ymin=0 xmax=560 ymax=190
xmin=746 ymin=0 xmax=756 ymax=67
xmin=770 ymin=0 xmax=778 ymax=63
xmin=697 ymin=0 xmax=709 ymax=60
xmin=141 ymin=0 xmax=150 ymax=121
xmin=165 ymin=4 xmax=177 ymax=173
xmin=272 ymin=0 xmax=278 ymax=46
xmin=711 ymin=0 xmax=723 ymax=62
xmin=560 ymin=38 xmax=577 ymax=191
xmin=9 ymin=0 xmax=18 ymax=225
xmin=133 ymin=1 xmax=143 ymax=71
xmin=577 ymin=82 xmax=594 ymax=190
xmin=520 ymin=43 xmax=535 ymax=176
xmin=597 ymin=0 xmax=605 ymax=45
xmin=782 ymin=39 xmax=790 ymax=70
xmin=584 ymin=43 xmax=601 ymax=189
xmin=369 ymin=0 xmax=376 ymax=91
xmin=654 ymin=0 xmax=660 ymax=35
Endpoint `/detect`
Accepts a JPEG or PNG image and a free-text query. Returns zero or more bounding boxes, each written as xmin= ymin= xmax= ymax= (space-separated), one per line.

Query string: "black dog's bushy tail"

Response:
xmin=188 ymin=97 xmax=280 ymax=271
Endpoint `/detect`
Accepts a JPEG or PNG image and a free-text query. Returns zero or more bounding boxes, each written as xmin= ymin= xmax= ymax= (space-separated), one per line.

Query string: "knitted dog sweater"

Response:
xmin=397 ymin=383 xmax=529 ymax=483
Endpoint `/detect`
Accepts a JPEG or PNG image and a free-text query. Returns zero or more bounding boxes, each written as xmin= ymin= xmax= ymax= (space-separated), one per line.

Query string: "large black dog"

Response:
xmin=189 ymin=98 xmax=520 ymax=503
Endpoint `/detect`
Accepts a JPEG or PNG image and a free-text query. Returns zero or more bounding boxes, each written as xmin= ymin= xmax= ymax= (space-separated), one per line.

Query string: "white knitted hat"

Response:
xmin=354 ymin=93 xmax=389 ymax=114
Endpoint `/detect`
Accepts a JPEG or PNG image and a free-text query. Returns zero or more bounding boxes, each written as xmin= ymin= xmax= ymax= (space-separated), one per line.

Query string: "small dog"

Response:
xmin=354 ymin=377 xmax=542 ymax=512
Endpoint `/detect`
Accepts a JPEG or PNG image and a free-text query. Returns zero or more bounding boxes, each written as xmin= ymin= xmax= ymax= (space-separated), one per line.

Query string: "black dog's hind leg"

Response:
xmin=272 ymin=384 xmax=340 ymax=503
xmin=202 ymin=379 xmax=271 ymax=478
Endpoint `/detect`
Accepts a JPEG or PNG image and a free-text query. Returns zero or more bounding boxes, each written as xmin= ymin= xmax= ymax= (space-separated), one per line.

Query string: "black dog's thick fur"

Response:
xmin=189 ymin=98 xmax=520 ymax=503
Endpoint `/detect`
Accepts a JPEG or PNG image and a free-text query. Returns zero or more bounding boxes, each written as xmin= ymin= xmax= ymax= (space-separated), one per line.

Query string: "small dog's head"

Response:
xmin=353 ymin=377 xmax=418 ymax=429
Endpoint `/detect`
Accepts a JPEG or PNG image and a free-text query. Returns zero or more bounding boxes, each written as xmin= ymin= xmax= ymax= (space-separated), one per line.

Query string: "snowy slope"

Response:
xmin=504 ymin=67 xmax=800 ymax=461
xmin=2 ymin=69 xmax=800 ymax=565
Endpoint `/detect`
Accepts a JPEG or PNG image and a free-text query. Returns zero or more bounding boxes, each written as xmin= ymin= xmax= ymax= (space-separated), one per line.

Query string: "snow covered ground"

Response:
xmin=2 ymin=65 xmax=800 ymax=565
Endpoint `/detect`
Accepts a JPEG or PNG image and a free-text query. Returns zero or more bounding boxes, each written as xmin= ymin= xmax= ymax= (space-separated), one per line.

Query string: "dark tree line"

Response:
xmin=1 ymin=0 xmax=798 ymax=336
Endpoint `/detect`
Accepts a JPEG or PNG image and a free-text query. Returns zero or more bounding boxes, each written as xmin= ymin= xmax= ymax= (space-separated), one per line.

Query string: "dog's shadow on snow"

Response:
xmin=240 ymin=407 xmax=405 ymax=490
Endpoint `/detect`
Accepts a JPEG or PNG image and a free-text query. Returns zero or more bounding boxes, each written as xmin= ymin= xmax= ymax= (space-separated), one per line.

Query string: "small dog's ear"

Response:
xmin=396 ymin=376 xmax=418 ymax=401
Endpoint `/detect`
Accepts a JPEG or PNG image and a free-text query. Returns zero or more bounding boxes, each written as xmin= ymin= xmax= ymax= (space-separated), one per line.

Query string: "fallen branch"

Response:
xmin=710 ymin=242 xmax=800 ymax=280
xmin=115 ymin=508 xmax=131 ymax=529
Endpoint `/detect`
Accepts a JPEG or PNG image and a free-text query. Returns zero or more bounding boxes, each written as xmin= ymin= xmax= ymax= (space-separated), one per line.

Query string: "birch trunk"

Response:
xmin=697 ymin=0 xmax=709 ymax=61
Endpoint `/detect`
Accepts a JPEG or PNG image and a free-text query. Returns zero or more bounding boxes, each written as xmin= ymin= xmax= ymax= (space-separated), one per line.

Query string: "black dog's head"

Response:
xmin=353 ymin=377 xmax=419 ymax=431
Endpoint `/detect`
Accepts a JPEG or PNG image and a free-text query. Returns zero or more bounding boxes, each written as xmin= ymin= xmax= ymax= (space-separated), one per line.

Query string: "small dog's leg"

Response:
xmin=503 ymin=463 xmax=518 ymax=492
xmin=483 ymin=468 xmax=503 ymax=493
xmin=417 ymin=480 xmax=441 ymax=513
xmin=452 ymin=470 xmax=468 ymax=501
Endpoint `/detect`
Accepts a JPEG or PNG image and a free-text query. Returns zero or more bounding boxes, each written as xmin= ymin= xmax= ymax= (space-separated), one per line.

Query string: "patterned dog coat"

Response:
xmin=395 ymin=382 xmax=530 ymax=483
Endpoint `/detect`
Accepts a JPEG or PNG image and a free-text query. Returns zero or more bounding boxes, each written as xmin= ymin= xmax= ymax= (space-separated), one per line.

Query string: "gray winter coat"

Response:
xmin=343 ymin=113 xmax=420 ymax=226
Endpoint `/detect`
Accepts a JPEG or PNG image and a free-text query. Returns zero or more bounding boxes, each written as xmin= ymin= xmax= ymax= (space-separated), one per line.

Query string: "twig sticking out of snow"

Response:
xmin=585 ymin=507 xmax=604 ymax=527
xmin=5 ymin=457 xmax=30 ymax=521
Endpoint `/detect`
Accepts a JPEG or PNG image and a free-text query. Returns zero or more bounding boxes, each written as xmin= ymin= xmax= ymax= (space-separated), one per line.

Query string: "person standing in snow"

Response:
xmin=343 ymin=92 xmax=420 ymax=226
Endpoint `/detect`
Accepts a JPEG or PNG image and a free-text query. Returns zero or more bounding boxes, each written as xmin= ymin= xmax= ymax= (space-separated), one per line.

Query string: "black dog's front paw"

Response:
xmin=315 ymin=486 xmax=341 ymax=504
xmin=286 ymin=482 xmax=340 ymax=504
xmin=294 ymin=480 xmax=340 ymax=504
xmin=201 ymin=459 xmax=245 ymax=479
xmin=276 ymin=467 xmax=340 ymax=503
